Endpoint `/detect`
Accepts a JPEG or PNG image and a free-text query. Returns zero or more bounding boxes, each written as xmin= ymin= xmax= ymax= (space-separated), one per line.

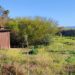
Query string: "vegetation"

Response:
xmin=5 ymin=17 xmax=58 ymax=47
xmin=0 ymin=36 xmax=75 ymax=75
xmin=0 ymin=6 xmax=75 ymax=75
xmin=57 ymin=28 xmax=75 ymax=37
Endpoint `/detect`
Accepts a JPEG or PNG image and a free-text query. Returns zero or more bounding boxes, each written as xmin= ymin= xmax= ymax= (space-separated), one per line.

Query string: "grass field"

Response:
xmin=0 ymin=36 xmax=75 ymax=75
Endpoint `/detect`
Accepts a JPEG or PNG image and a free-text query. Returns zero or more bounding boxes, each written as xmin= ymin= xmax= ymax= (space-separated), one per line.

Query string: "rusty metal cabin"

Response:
xmin=0 ymin=29 xmax=10 ymax=49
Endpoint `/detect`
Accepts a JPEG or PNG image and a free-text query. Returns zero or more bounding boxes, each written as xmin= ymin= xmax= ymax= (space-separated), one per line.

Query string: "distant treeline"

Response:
xmin=59 ymin=29 xmax=75 ymax=36
xmin=5 ymin=17 xmax=58 ymax=47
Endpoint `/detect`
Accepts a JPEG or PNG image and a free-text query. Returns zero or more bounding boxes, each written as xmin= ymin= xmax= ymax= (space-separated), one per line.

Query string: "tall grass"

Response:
xmin=0 ymin=36 xmax=75 ymax=75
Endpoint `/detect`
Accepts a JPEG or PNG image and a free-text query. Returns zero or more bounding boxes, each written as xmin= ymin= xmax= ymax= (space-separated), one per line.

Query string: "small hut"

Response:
xmin=0 ymin=6 xmax=10 ymax=49
xmin=0 ymin=29 xmax=10 ymax=49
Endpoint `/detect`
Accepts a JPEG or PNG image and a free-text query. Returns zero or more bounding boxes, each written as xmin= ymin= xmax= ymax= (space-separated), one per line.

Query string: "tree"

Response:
xmin=0 ymin=6 xmax=9 ymax=28
xmin=6 ymin=17 xmax=58 ymax=47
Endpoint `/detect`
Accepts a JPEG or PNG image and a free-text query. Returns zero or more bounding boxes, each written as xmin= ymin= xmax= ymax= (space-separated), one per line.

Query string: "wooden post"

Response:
xmin=24 ymin=35 xmax=28 ymax=48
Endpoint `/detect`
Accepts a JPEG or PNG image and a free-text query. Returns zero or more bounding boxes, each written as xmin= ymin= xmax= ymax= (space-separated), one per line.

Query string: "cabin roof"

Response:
xmin=0 ymin=29 xmax=10 ymax=32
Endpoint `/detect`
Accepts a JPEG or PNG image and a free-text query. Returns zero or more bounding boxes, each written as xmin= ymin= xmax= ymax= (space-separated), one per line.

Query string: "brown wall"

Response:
xmin=0 ymin=32 xmax=10 ymax=49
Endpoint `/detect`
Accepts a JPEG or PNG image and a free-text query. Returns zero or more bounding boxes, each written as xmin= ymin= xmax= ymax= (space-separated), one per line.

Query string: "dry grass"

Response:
xmin=0 ymin=36 xmax=75 ymax=75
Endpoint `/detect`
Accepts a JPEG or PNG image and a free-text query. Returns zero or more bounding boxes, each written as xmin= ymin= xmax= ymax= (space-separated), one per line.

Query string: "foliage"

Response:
xmin=29 ymin=46 xmax=38 ymax=54
xmin=0 ymin=6 xmax=9 ymax=27
xmin=6 ymin=17 xmax=58 ymax=47
xmin=0 ymin=36 xmax=75 ymax=75
xmin=57 ymin=29 xmax=75 ymax=36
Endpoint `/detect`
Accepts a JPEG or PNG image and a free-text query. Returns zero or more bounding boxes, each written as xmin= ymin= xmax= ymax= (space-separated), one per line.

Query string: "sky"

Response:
xmin=0 ymin=0 xmax=75 ymax=27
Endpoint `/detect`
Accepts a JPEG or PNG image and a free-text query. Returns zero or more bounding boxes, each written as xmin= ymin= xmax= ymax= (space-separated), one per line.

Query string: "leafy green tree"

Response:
xmin=6 ymin=17 xmax=58 ymax=47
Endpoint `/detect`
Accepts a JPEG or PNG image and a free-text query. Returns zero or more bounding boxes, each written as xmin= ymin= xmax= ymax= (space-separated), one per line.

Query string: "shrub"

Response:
xmin=6 ymin=17 xmax=58 ymax=47
xmin=29 ymin=46 xmax=38 ymax=54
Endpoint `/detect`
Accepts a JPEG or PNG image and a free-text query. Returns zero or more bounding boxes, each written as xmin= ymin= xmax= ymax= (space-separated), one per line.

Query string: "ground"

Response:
xmin=0 ymin=36 xmax=75 ymax=75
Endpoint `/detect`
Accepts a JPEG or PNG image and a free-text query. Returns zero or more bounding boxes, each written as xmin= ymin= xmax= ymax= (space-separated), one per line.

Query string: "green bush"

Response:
xmin=6 ymin=17 xmax=58 ymax=47
xmin=29 ymin=46 xmax=38 ymax=54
